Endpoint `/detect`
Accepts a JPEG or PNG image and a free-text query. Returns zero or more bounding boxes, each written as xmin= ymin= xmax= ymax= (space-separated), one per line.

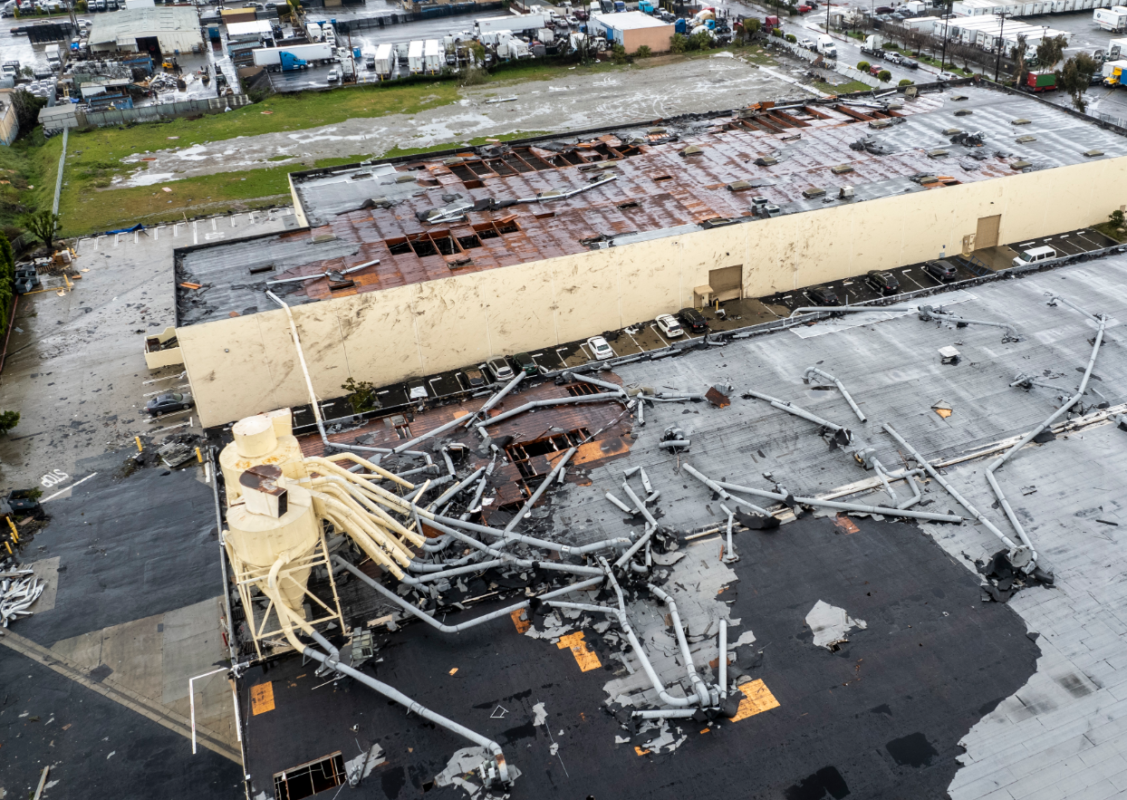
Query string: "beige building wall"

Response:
xmin=623 ymin=24 xmax=675 ymax=54
xmin=181 ymin=157 xmax=1127 ymax=427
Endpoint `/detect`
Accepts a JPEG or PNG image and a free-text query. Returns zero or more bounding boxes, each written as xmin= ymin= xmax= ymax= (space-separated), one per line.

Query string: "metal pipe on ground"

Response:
xmin=432 ymin=512 xmax=631 ymax=557
xmin=476 ymin=394 xmax=627 ymax=430
xmin=789 ymin=305 xmax=917 ymax=319
xmin=718 ymin=619 xmax=728 ymax=700
xmin=803 ymin=366 xmax=867 ymax=423
xmin=681 ymin=464 xmax=773 ymax=517
xmin=566 ymin=372 xmax=627 ymax=396
xmin=503 ymin=448 xmax=576 ymax=534
xmin=463 ymin=372 xmax=526 ymax=428
xmin=711 ymin=478 xmax=964 ymax=523
xmin=742 ymin=388 xmax=850 ymax=436
xmin=918 ymin=305 xmax=1019 ymax=342
xmin=648 ymin=584 xmax=713 ymax=707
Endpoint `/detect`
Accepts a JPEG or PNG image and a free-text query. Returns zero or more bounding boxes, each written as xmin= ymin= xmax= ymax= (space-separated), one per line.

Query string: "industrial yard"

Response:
xmin=6 ymin=0 xmax=1127 ymax=797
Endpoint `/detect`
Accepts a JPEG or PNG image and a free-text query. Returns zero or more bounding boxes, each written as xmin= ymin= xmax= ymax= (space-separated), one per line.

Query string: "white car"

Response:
xmin=655 ymin=314 xmax=684 ymax=338
xmin=327 ymin=67 xmax=341 ymax=83
xmin=799 ymin=38 xmax=815 ymax=49
xmin=586 ymin=336 xmax=614 ymax=360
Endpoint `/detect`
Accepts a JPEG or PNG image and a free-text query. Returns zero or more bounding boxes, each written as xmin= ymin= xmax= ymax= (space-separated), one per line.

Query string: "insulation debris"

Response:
xmin=805 ymin=600 xmax=867 ymax=650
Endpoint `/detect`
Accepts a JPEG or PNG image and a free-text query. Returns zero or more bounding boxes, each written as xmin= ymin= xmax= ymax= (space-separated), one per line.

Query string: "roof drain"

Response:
xmin=803 ymin=366 xmax=867 ymax=423
xmin=983 ymin=311 xmax=1107 ymax=574
xmin=741 ymin=388 xmax=852 ymax=446
xmin=266 ymin=291 xmax=435 ymax=469
xmin=917 ymin=305 xmax=1020 ymax=342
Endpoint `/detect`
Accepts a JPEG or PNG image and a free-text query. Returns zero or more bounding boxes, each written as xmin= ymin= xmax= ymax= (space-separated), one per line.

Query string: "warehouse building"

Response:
xmin=166 ymin=82 xmax=1127 ymax=428
xmin=589 ymin=10 xmax=675 ymax=53
xmin=88 ymin=7 xmax=203 ymax=59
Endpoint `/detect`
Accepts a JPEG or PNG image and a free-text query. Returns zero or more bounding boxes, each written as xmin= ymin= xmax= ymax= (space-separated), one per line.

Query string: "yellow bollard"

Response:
xmin=195 ymin=446 xmax=203 ymax=463
xmin=4 ymin=541 xmax=11 ymax=555
xmin=135 ymin=436 xmax=143 ymax=452
xmin=7 ymin=516 xmax=18 ymax=543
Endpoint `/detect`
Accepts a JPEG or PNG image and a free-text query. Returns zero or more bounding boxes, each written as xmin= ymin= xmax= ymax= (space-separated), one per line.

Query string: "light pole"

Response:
xmin=940 ymin=0 xmax=952 ymax=71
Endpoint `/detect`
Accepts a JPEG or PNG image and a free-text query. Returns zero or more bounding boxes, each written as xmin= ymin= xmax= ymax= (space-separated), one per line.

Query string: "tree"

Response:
xmin=744 ymin=17 xmax=761 ymax=35
xmin=0 ymin=235 xmax=13 ymax=334
xmin=785 ymin=33 xmax=797 ymax=43
xmin=1034 ymin=33 xmax=1067 ymax=70
xmin=10 ymin=89 xmax=46 ymax=137
xmin=1010 ymin=33 xmax=1028 ymax=86
xmin=0 ymin=411 xmax=19 ymax=436
xmin=878 ymin=69 xmax=891 ymax=81
xmin=1110 ymin=208 xmax=1126 ymax=230
xmin=342 ymin=378 xmax=380 ymax=414
xmin=23 ymin=210 xmax=59 ymax=250
xmin=1059 ymin=53 xmax=1098 ymax=113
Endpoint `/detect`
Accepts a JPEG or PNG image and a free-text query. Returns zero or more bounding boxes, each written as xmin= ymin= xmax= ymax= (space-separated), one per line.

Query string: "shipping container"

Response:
xmin=374 ymin=42 xmax=394 ymax=77
xmin=408 ymin=39 xmax=424 ymax=74
xmin=1024 ymin=71 xmax=1056 ymax=91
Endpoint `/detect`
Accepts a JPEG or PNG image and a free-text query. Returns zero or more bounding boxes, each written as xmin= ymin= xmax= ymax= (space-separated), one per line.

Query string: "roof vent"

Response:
xmin=954 ymin=108 xmax=973 ymax=117
xmin=831 ymin=164 xmax=854 ymax=175
xmin=727 ymin=180 xmax=753 ymax=192
xmin=680 ymin=145 xmax=704 ymax=157
xmin=754 ymin=155 xmax=778 ymax=167
xmin=1015 ymin=135 xmax=1036 ymax=144
xmin=927 ymin=149 xmax=949 ymax=159
xmin=802 ymin=187 xmax=827 ymax=199
xmin=1011 ymin=118 xmax=1032 ymax=126
xmin=1084 ymin=149 xmax=1104 ymax=158
xmin=1011 ymin=160 xmax=1032 ymax=170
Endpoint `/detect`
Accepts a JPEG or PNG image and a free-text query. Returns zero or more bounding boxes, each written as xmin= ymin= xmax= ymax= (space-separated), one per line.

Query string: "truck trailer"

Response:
xmin=374 ymin=42 xmax=394 ymax=78
xmin=1095 ymin=6 xmax=1127 ymax=31
xmin=1023 ymin=71 xmax=1057 ymax=91
xmin=423 ymin=38 xmax=442 ymax=73
xmin=408 ymin=39 xmax=424 ymax=74
xmin=252 ymin=43 xmax=334 ymax=70
xmin=475 ymin=13 xmax=546 ymax=34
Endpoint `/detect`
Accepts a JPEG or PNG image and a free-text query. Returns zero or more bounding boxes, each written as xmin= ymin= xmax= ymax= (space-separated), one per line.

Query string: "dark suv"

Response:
xmin=807 ymin=285 xmax=840 ymax=306
xmin=923 ymin=260 xmax=959 ymax=282
xmin=678 ymin=307 xmax=709 ymax=333
xmin=865 ymin=270 xmax=900 ymax=296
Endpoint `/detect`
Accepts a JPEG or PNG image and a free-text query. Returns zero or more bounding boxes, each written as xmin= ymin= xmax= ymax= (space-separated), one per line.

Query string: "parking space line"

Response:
xmin=193 ymin=221 xmax=198 ymax=245
xmin=113 ymin=234 xmax=121 ymax=248
xmin=211 ymin=218 xmax=217 ymax=231
xmin=650 ymin=324 xmax=670 ymax=349
xmin=153 ymin=227 xmax=159 ymax=240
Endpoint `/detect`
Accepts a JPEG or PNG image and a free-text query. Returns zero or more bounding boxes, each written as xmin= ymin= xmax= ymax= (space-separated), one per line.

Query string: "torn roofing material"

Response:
xmin=176 ymin=84 xmax=1127 ymax=325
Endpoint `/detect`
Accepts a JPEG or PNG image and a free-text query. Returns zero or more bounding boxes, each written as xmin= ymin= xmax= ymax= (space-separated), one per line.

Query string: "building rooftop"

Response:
xmin=88 ymin=6 xmax=201 ymax=45
xmin=176 ymin=82 xmax=1127 ymax=326
xmin=234 ymin=251 xmax=1127 ymax=800
xmin=592 ymin=10 xmax=675 ymax=29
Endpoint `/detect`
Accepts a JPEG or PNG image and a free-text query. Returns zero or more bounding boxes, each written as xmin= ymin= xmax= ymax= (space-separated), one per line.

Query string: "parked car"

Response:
xmin=884 ymin=52 xmax=902 ymax=65
xmin=145 ymin=392 xmax=194 ymax=416
xmin=512 ymin=351 xmax=538 ymax=376
xmin=865 ymin=270 xmax=900 ymax=296
xmin=874 ymin=5 xmax=893 ymax=12
xmin=807 ymin=285 xmax=840 ymax=305
xmin=460 ymin=367 xmax=486 ymax=390
xmin=485 ymin=356 xmax=515 ymax=382
xmin=796 ymin=4 xmax=813 ymax=12
xmin=655 ymin=313 xmax=684 ymax=338
xmin=923 ymin=259 xmax=959 ymax=282
xmin=327 ymin=67 xmax=341 ymax=83
xmin=799 ymin=37 xmax=815 ymax=49
xmin=870 ymin=64 xmax=883 ymax=76
xmin=678 ymin=307 xmax=709 ymax=333
xmin=586 ymin=335 xmax=614 ymax=360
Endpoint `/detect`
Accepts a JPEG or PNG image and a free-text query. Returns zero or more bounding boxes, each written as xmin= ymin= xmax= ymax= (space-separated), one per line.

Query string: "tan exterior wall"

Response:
xmin=623 ymin=25 xmax=674 ymax=54
xmin=181 ymin=157 xmax=1127 ymax=428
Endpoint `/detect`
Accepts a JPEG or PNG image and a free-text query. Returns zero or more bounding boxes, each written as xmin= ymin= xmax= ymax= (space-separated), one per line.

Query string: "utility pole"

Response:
xmin=940 ymin=0 xmax=951 ymax=71
xmin=993 ymin=11 xmax=1007 ymax=82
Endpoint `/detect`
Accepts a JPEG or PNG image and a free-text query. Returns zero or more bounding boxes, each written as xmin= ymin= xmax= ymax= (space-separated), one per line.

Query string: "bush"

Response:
xmin=0 ymin=411 xmax=18 ymax=436
xmin=635 ymin=44 xmax=652 ymax=58
xmin=745 ymin=17 xmax=761 ymax=34
xmin=785 ymin=33 xmax=797 ymax=43
xmin=878 ymin=70 xmax=891 ymax=82
xmin=963 ymin=67 xmax=974 ymax=75
xmin=857 ymin=60 xmax=870 ymax=71
xmin=882 ymin=42 xmax=896 ymax=49
xmin=611 ymin=43 xmax=627 ymax=63
xmin=689 ymin=31 xmax=713 ymax=50
xmin=76 ymin=0 xmax=87 ymax=9
xmin=899 ymin=78 xmax=913 ymax=86
xmin=771 ymin=27 xmax=782 ymax=37
xmin=460 ymin=66 xmax=487 ymax=85
xmin=671 ymin=33 xmax=687 ymax=53
xmin=1110 ymin=209 xmax=1125 ymax=228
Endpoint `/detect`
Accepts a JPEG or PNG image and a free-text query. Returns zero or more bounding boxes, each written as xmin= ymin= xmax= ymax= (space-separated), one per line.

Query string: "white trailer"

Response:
xmin=1108 ymin=36 xmax=1127 ymax=59
xmin=1095 ymin=6 xmax=1127 ymax=30
xmin=374 ymin=42 xmax=394 ymax=77
xmin=408 ymin=39 xmax=424 ymax=74
xmin=423 ymin=39 xmax=442 ymax=73
xmin=475 ymin=13 xmax=545 ymax=34
xmin=252 ymin=43 xmax=335 ymax=68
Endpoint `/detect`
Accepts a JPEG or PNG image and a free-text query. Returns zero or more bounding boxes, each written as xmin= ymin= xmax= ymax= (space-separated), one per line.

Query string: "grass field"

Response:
xmin=813 ymin=79 xmax=873 ymax=95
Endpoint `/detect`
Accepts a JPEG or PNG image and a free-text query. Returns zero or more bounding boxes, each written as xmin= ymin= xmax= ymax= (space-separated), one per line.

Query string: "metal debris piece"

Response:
xmin=932 ymin=401 xmax=953 ymax=419
xmin=805 ymin=600 xmax=866 ymax=649
xmin=938 ymin=346 xmax=961 ymax=365
xmin=704 ymin=386 xmax=730 ymax=409
xmin=660 ymin=426 xmax=690 ymax=451
xmin=1 ymin=570 xmax=45 ymax=627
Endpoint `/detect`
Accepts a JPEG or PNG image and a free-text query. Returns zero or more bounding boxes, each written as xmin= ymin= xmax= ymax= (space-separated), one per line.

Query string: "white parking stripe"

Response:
xmin=193 ymin=221 xmax=198 ymax=245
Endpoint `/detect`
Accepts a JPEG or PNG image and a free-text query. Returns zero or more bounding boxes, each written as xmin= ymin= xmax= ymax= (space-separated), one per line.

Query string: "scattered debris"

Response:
xmin=1 ymin=570 xmax=45 ymax=627
xmin=805 ymin=600 xmax=867 ymax=650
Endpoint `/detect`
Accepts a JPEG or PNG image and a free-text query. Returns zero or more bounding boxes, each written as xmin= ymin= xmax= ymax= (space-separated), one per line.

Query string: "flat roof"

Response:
xmin=592 ymin=10 xmax=675 ymax=29
xmin=176 ymin=83 xmax=1127 ymax=326
xmin=235 ymin=253 xmax=1127 ymax=799
xmin=88 ymin=6 xmax=200 ymax=43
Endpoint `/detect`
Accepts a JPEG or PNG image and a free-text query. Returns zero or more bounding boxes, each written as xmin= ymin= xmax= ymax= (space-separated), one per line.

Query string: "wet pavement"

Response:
xmin=0 ymin=208 xmax=294 ymax=492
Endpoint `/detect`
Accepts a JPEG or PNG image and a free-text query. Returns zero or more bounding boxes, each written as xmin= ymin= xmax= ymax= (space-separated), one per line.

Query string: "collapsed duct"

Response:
xmin=917 ymin=305 xmax=1020 ymax=343
xmin=742 ymin=388 xmax=852 ymax=447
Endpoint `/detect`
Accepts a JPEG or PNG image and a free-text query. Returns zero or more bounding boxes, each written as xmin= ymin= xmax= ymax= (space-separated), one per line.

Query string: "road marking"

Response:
xmin=210 ymin=218 xmax=217 ymax=231
xmin=0 ymin=630 xmax=239 ymax=763
xmin=205 ymin=232 xmax=226 ymax=241
xmin=153 ymin=227 xmax=159 ymax=240
xmin=133 ymin=231 xmax=139 ymax=244
xmin=193 ymin=221 xmax=198 ymax=245
xmin=113 ymin=234 xmax=120 ymax=248
xmin=39 ymin=468 xmax=69 ymax=488
xmin=41 ymin=472 xmax=97 ymax=503
xmin=230 ymin=215 xmax=238 ymax=228
xmin=557 ymin=631 xmax=601 ymax=672
xmin=143 ymin=371 xmax=187 ymax=385
xmin=148 ymin=419 xmax=193 ymax=435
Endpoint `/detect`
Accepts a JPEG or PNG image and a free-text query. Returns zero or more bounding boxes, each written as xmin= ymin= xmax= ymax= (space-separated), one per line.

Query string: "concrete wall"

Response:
xmin=0 ymin=91 xmax=19 ymax=146
xmin=179 ymin=157 xmax=1127 ymax=427
xmin=623 ymin=24 xmax=674 ymax=54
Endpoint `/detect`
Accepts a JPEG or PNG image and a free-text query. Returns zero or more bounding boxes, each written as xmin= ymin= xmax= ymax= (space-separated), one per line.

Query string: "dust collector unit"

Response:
xmin=219 ymin=409 xmax=307 ymax=503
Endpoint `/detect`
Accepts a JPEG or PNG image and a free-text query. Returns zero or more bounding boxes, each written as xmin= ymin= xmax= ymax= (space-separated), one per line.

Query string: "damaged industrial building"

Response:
xmin=7 ymin=77 xmax=1127 ymax=800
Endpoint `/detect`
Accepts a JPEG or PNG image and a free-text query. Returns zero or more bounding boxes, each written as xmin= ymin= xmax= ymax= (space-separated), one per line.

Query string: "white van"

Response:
xmin=1011 ymin=245 xmax=1057 ymax=267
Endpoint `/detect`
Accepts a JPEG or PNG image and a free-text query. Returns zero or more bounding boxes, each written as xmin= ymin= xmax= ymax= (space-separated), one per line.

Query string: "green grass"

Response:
xmin=0 ymin=133 xmax=49 ymax=236
xmin=1093 ymin=221 xmax=1127 ymax=243
xmin=814 ymin=79 xmax=872 ymax=95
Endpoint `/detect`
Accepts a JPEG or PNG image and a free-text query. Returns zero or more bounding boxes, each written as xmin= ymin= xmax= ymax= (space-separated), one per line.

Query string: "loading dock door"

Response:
xmin=708 ymin=266 xmax=743 ymax=302
xmin=136 ymin=36 xmax=162 ymax=61
xmin=975 ymin=215 xmax=1001 ymax=250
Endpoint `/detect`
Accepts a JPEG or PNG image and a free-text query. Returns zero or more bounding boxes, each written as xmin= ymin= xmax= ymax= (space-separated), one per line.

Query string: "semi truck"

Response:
xmin=423 ymin=38 xmax=442 ymax=73
xmin=408 ymin=39 xmax=424 ymax=74
xmin=374 ymin=42 xmax=394 ymax=78
xmin=252 ymin=43 xmax=334 ymax=70
xmin=816 ymin=33 xmax=836 ymax=58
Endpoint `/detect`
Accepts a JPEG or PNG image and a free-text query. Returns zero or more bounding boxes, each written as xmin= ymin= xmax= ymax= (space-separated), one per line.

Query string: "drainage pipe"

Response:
xmin=477 ymin=394 xmax=627 ymax=429
xmin=502 ymin=448 xmax=576 ymax=534
xmin=719 ymin=505 xmax=737 ymax=562
xmin=614 ymin=525 xmax=656 ymax=569
xmin=742 ymin=389 xmax=849 ymax=435
xmin=882 ymin=424 xmax=1020 ymax=550
xmin=711 ymin=478 xmax=963 ymax=523
xmin=621 ymin=480 xmax=658 ymax=528
xmin=681 ymin=464 xmax=773 ymax=517
xmin=872 ymin=462 xmax=898 ymax=504
xmin=648 ymin=584 xmax=713 ymax=708
xmin=984 ymin=314 xmax=1106 ymax=569
xmin=803 ymin=367 xmax=867 ymax=423
xmin=463 ymin=372 xmax=526 ymax=428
